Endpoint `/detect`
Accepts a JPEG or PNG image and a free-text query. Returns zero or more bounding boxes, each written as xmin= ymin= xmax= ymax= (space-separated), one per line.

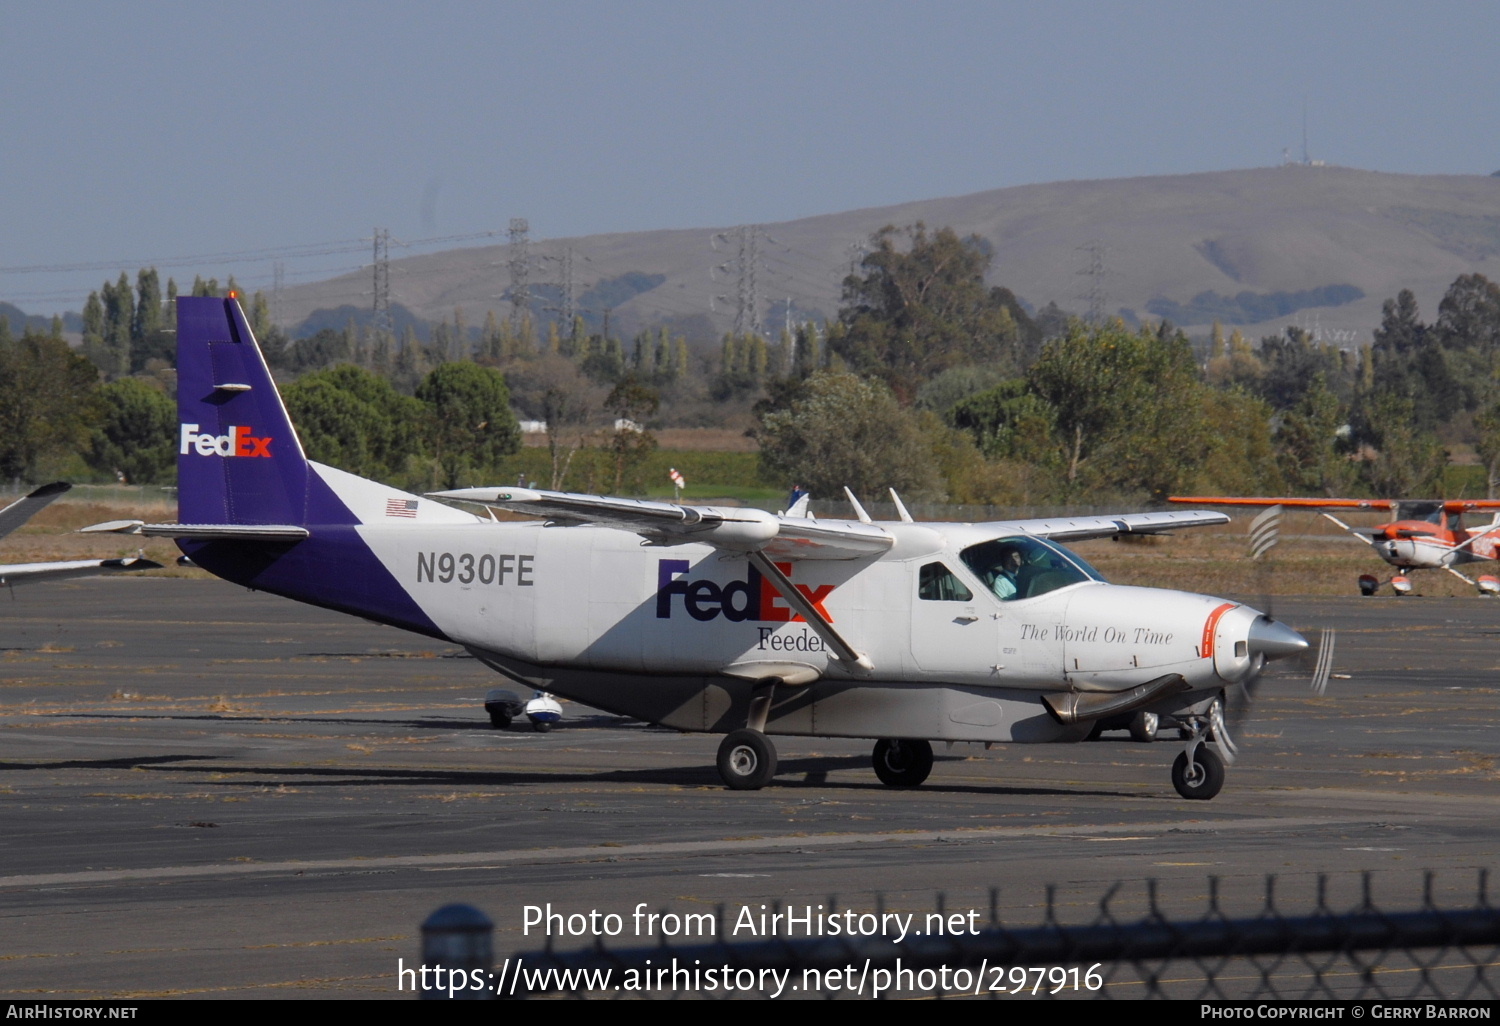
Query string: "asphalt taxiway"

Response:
xmin=3 ymin=578 xmax=1499 ymax=997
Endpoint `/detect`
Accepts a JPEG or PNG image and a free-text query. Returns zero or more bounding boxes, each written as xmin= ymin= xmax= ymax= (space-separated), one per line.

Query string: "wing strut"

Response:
xmin=746 ymin=551 xmax=874 ymax=675
xmin=1320 ymin=512 xmax=1378 ymax=548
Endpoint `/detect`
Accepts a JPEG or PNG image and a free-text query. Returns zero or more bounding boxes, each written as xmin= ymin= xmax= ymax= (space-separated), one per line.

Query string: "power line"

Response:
xmin=0 ymin=230 xmax=502 ymax=277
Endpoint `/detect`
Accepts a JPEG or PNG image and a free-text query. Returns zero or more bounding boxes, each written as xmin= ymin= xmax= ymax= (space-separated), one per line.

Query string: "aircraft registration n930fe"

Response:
xmin=125 ymin=297 xmax=1311 ymax=800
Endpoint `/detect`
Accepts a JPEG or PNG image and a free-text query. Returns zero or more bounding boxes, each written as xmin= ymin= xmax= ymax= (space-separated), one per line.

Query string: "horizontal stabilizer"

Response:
xmin=0 ymin=556 xmax=163 ymax=586
xmin=82 ymin=520 xmax=309 ymax=541
xmin=140 ymin=523 xmax=310 ymax=541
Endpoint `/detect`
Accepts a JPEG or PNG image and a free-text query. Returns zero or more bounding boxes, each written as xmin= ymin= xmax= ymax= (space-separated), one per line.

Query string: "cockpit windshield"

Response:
xmin=960 ymin=536 xmax=1105 ymax=602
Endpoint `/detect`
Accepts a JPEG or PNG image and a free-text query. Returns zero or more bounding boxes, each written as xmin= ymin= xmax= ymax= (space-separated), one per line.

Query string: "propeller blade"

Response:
xmin=1309 ymin=628 xmax=1335 ymax=696
xmin=1248 ymin=505 xmax=1283 ymax=561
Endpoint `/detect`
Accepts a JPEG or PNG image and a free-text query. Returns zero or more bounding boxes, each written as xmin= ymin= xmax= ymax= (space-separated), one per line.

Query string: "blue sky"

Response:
xmin=3 ymin=0 xmax=1497 ymax=314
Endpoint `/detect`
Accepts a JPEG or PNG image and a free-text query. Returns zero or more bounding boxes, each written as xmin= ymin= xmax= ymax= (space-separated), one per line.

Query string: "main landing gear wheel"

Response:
xmin=717 ymin=729 xmax=777 ymax=790
xmin=1130 ymin=711 xmax=1159 ymax=743
xmin=872 ymin=738 xmax=934 ymax=787
xmin=1171 ymin=746 xmax=1225 ymax=800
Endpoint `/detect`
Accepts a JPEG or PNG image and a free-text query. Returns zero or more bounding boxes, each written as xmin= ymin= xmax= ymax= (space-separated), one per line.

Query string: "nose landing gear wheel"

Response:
xmin=1171 ymin=747 xmax=1225 ymax=800
xmin=717 ymin=729 xmax=777 ymax=790
xmin=872 ymin=738 xmax=934 ymax=787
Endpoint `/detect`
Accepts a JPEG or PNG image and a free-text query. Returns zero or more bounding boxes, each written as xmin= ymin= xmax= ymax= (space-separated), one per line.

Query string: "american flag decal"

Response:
xmin=385 ymin=498 xmax=418 ymax=518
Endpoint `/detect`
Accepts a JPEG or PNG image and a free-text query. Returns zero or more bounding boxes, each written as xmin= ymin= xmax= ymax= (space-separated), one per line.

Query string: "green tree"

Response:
xmin=834 ymin=224 xmax=1037 ymax=394
xmin=0 ymin=326 xmax=100 ymax=481
xmin=1433 ymin=274 xmax=1500 ymax=412
xmin=414 ymin=362 xmax=522 ymax=489
xmin=1274 ymin=375 xmax=1356 ymax=496
xmin=603 ymin=376 xmax=660 ymax=494
xmin=282 ymin=365 xmax=429 ymax=482
xmin=1473 ymin=402 xmax=1500 ymax=497
xmin=757 ymin=372 xmax=941 ymax=499
xmin=1358 ymin=392 xmax=1443 ymax=496
xmin=102 ymin=272 xmax=134 ymax=379
xmin=1256 ymin=326 xmax=1355 ymax=411
xmin=86 ymin=378 xmax=176 ymax=484
xmin=1191 ymin=389 xmax=1283 ymax=496
xmin=131 ymin=268 xmax=175 ymax=371
xmin=1025 ymin=322 xmax=1209 ymax=498
xmin=952 ymin=322 xmax=1217 ymax=500
xmin=1367 ymin=290 xmax=1454 ymax=431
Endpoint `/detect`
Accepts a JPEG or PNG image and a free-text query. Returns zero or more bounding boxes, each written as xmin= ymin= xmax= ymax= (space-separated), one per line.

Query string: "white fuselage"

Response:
xmin=354 ymin=519 xmax=1254 ymax=699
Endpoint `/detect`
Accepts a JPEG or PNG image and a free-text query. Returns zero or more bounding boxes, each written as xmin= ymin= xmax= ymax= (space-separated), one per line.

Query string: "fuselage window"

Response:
xmin=960 ymin=536 xmax=1100 ymax=602
xmin=918 ymin=562 xmax=973 ymax=601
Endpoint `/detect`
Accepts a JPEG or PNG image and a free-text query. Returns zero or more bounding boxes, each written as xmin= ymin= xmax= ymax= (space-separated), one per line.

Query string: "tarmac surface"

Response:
xmin=3 ymin=576 xmax=1499 ymax=998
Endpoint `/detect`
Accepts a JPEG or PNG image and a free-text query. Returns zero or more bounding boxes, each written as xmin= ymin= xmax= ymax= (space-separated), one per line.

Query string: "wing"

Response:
xmin=1169 ymin=496 xmax=1400 ymax=512
xmin=0 ymin=482 xmax=71 ymax=542
xmin=995 ymin=509 xmax=1230 ymax=542
xmin=429 ymin=487 xmax=893 ymax=560
xmin=0 ymin=556 xmax=163 ymax=586
xmin=1174 ymin=495 xmax=1500 ymax=516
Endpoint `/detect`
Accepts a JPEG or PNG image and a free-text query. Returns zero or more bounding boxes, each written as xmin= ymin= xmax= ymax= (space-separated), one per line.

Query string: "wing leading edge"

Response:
xmin=993 ymin=509 xmax=1230 ymax=542
xmin=430 ymin=487 xmax=895 ymax=560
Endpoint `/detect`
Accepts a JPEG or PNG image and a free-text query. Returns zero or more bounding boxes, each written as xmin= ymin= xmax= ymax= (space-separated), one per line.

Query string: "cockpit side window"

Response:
xmin=918 ymin=562 xmax=973 ymax=602
xmin=960 ymin=536 xmax=1100 ymax=602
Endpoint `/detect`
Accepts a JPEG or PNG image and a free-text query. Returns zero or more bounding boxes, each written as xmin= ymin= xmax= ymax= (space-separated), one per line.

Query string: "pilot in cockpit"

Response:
xmin=984 ymin=545 xmax=1025 ymax=599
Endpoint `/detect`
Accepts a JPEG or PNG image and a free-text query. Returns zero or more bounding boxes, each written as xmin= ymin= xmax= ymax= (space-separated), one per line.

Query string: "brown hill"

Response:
xmin=279 ymin=165 xmax=1500 ymax=344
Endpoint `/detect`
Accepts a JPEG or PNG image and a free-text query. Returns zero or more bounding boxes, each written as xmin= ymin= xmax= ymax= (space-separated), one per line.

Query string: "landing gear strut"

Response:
xmin=1170 ymin=693 xmax=1233 ymax=800
xmin=715 ymin=677 xmax=780 ymax=790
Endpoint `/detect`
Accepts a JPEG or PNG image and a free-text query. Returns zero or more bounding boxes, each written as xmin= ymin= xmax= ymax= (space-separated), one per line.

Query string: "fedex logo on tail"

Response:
xmin=179 ymin=423 xmax=274 ymax=458
xmin=656 ymin=559 xmax=834 ymax=623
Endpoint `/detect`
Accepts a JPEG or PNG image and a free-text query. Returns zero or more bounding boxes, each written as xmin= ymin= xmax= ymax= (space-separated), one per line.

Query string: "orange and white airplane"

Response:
xmin=1168 ymin=496 xmax=1500 ymax=596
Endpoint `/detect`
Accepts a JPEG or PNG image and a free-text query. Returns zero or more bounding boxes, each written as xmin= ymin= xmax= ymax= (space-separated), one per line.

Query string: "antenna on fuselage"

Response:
xmin=889 ymin=489 xmax=914 ymax=523
xmin=843 ymin=487 xmax=872 ymax=524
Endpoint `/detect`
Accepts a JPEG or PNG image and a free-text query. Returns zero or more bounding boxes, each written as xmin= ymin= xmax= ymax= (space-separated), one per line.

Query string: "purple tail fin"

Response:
xmin=176 ymin=296 xmax=315 ymax=526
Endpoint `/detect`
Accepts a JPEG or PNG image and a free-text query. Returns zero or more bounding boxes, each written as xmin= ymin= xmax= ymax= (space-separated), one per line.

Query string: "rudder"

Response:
xmin=176 ymin=296 xmax=310 ymax=526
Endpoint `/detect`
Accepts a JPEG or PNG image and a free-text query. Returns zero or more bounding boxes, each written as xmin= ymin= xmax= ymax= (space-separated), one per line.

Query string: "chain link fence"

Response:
xmin=435 ymin=870 xmax=1500 ymax=999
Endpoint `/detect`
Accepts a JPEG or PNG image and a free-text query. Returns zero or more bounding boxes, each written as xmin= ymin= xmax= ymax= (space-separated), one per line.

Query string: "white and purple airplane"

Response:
xmin=117 ymin=296 xmax=1314 ymax=799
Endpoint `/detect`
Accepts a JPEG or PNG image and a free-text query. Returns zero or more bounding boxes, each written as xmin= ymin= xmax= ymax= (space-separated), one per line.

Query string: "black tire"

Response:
xmin=1085 ymin=720 xmax=1105 ymax=742
xmin=872 ymin=738 xmax=934 ymax=787
xmin=716 ymin=729 xmax=777 ymax=790
xmin=488 ymin=712 xmax=511 ymax=730
xmin=1172 ymin=747 xmax=1225 ymax=800
xmin=1129 ymin=711 xmax=1159 ymax=743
